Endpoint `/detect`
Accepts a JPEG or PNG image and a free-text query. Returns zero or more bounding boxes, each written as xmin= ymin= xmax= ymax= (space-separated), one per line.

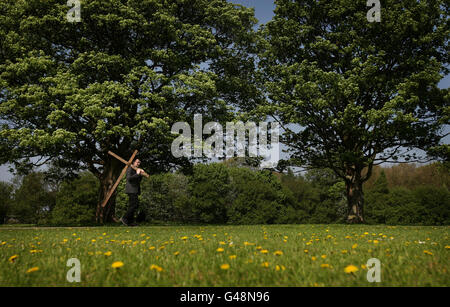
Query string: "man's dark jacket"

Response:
xmin=125 ymin=167 xmax=142 ymax=194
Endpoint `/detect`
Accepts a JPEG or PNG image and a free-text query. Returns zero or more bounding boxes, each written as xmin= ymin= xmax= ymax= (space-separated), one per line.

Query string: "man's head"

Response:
xmin=133 ymin=159 xmax=141 ymax=167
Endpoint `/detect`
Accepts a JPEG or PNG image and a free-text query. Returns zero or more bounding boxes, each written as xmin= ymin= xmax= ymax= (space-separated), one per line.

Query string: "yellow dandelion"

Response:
xmin=321 ymin=255 xmax=327 ymax=259
xmin=220 ymin=263 xmax=230 ymax=270
xmin=260 ymin=249 xmax=269 ymax=254
xmin=8 ymin=255 xmax=18 ymax=263
xmin=261 ymin=262 xmax=270 ymax=268
xmin=274 ymin=250 xmax=283 ymax=256
xmin=373 ymin=240 xmax=379 ymax=244
xmin=341 ymin=250 xmax=348 ymax=254
xmin=445 ymin=246 xmax=450 ymax=249
xmin=111 ymin=261 xmax=124 ymax=269
xmin=423 ymin=250 xmax=433 ymax=256
xmin=104 ymin=251 xmax=112 ymax=256
xmin=150 ymin=264 xmax=163 ymax=272
xmin=311 ymin=256 xmax=317 ymax=261
xmin=174 ymin=251 xmax=180 ymax=256
xmin=189 ymin=250 xmax=197 ymax=255
xmin=344 ymin=265 xmax=359 ymax=274
xmin=229 ymin=255 xmax=237 ymax=260
xmin=216 ymin=247 xmax=224 ymax=253
xmin=275 ymin=265 xmax=286 ymax=271
xmin=352 ymin=243 xmax=358 ymax=249
xmin=320 ymin=264 xmax=330 ymax=268
xmin=26 ymin=267 xmax=39 ymax=273
xmin=181 ymin=236 xmax=188 ymax=240
xmin=219 ymin=241 xmax=226 ymax=245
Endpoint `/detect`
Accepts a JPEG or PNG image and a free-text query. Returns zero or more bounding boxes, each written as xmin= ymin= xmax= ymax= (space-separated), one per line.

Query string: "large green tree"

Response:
xmin=259 ymin=0 xmax=449 ymax=223
xmin=0 ymin=0 xmax=260 ymax=222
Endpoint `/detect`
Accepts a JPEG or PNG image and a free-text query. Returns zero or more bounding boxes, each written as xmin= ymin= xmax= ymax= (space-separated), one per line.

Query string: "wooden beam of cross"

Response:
xmin=101 ymin=150 xmax=149 ymax=208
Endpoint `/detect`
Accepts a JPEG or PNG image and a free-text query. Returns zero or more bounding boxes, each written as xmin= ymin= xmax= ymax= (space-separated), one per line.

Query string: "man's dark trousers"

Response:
xmin=123 ymin=166 xmax=142 ymax=224
xmin=124 ymin=193 xmax=139 ymax=224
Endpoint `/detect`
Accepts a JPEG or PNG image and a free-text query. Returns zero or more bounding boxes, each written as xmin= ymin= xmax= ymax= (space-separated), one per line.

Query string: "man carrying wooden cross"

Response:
xmin=120 ymin=158 xmax=144 ymax=226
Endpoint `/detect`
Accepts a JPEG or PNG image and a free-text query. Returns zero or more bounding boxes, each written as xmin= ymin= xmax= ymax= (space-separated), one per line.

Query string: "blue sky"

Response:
xmin=0 ymin=0 xmax=448 ymax=182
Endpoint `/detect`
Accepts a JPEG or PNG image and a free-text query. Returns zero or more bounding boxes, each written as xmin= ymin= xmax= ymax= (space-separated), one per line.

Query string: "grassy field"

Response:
xmin=0 ymin=224 xmax=448 ymax=286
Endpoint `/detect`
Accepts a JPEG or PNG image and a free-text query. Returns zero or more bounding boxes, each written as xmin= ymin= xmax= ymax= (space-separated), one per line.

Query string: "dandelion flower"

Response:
xmin=111 ymin=261 xmax=124 ymax=269
xmin=275 ymin=265 xmax=286 ymax=271
xmin=216 ymin=248 xmax=224 ymax=253
xmin=261 ymin=262 xmax=270 ymax=268
xmin=344 ymin=265 xmax=359 ymax=274
xmin=274 ymin=250 xmax=283 ymax=256
xmin=26 ymin=267 xmax=39 ymax=273
xmin=320 ymin=264 xmax=330 ymax=268
xmin=104 ymin=251 xmax=112 ymax=256
xmin=150 ymin=264 xmax=163 ymax=272
xmin=8 ymin=255 xmax=18 ymax=263
xmin=260 ymin=249 xmax=269 ymax=254
xmin=423 ymin=250 xmax=433 ymax=256
xmin=352 ymin=243 xmax=358 ymax=249
xmin=229 ymin=255 xmax=237 ymax=260
xmin=220 ymin=264 xmax=230 ymax=270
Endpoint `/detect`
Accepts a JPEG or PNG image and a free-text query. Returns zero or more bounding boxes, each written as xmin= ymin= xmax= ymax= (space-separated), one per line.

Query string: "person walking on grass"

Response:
xmin=120 ymin=158 xmax=143 ymax=226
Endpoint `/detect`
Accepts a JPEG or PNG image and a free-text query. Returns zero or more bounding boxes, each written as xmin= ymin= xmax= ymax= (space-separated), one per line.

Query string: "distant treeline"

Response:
xmin=0 ymin=162 xmax=448 ymax=226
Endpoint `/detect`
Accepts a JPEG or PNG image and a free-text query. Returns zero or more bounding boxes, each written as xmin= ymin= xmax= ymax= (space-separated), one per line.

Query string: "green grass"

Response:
xmin=0 ymin=224 xmax=448 ymax=286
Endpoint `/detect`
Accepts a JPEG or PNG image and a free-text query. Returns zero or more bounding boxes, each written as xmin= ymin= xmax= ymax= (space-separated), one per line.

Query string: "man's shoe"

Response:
xmin=120 ymin=217 xmax=129 ymax=226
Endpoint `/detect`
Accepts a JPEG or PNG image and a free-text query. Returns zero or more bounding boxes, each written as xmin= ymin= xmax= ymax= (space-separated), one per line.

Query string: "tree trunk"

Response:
xmin=345 ymin=178 xmax=364 ymax=223
xmin=95 ymin=159 xmax=123 ymax=224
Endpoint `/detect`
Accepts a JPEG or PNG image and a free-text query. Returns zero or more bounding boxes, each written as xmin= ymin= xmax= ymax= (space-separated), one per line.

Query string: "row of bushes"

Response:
xmin=115 ymin=164 xmax=305 ymax=225
xmin=1 ymin=163 xmax=449 ymax=226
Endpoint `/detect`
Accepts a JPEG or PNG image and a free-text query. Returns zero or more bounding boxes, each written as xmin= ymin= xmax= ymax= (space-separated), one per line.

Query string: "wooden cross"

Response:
xmin=101 ymin=150 xmax=149 ymax=208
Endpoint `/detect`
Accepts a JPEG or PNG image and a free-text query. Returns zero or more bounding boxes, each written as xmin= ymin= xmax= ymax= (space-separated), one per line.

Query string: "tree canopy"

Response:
xmin=258 ymin=0 xmax=449 ymax=222
xmin=0 ymin=0 xmax=260 ymax=222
